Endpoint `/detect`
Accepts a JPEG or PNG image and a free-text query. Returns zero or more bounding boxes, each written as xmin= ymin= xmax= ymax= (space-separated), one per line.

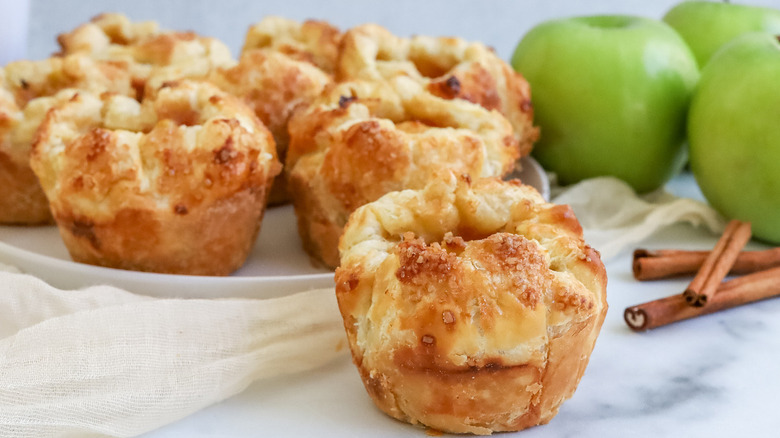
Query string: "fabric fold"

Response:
xmin=0 ymin=275 xmax=345 ymax=438
xmin=552 ymin=177 xmax=724 ymax=260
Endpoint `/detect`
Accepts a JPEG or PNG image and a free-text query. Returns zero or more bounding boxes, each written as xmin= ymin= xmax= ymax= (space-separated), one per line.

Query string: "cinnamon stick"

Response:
xmin=624 ymin=265 xmax=780 ymax=331
xmin=682 ymin=220 xmax=752 ymax=307
xmin=633 ymin=247 xmax=780 ymax=280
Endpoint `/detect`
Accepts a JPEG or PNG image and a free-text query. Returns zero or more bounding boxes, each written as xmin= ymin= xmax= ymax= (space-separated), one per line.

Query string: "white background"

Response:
xmin=25 ymin=0 xmax=780 ymax=62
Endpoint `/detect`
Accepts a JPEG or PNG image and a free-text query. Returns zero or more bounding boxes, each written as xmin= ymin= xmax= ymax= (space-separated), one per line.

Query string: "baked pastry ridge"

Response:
xmin=212 ymin=17 xmax=342 ymax=204
xmin=242 ymin=16 xmax=343 ymax=74
xmin=335 ymin=173 xmax=607 ymax=434
xmin=337 ymin=23 xmax=538 ymax=157
xmin=30 ymin=80 xmax=280 ymax=275
xmin=58 ymin=13 xmax=236 ymax=99
xmin=0 ymin=55 xmax=135 ymax=224
xmin=286 ymin=75 xmax=521 ymax=268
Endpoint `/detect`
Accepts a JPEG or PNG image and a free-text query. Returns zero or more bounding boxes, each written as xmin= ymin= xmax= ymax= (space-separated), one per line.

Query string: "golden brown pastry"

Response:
xmin=335 ymin=172 xmax=607 ymax=435
xmin=242 ymin=16 xmax=342 ymax=74
xmin=57 ymin=13 xmax=235 ymax=97
xmin=57 ymin=13 xmax=159 ymax=53
xmin=30 ymin=80 xmax=281 ymax=275
xmin=0 ymin=55 xmax=135 ymax=224
xmin=286 ymin=76 xmax=521 ymax=268
xmin=210 ymin=17 xmax=342 ymax=204
xmin=337 ymin=24 xmax=538 ymax=157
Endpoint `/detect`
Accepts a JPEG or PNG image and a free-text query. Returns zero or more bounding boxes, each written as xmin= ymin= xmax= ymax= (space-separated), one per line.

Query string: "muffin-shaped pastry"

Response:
xmin=287 ymin=76 xmax=520 ymax=268
xmin=0 ymin=55 xmax=135 ymax=224
xmin=335 ymin=173 xmax=608 ymax=434
xmin=337 ymin=24 xmax=538 ymax=157
xmin=30 ymin=80 xmax=281 ymax=275
xmin=210 ymin=17 xmax=342 ymax=204
xmin=58 ymin=13 xmax=235 ymax=97
xmin=242 ymin=16 xmax=342 ymax=74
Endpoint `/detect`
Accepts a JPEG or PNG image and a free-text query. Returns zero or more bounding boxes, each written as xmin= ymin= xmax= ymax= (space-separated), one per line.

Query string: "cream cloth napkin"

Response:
xmin=553 ymin=177 xmax=725 ymax=259
xmin=0 ymin=177 xmax=723 ymax=438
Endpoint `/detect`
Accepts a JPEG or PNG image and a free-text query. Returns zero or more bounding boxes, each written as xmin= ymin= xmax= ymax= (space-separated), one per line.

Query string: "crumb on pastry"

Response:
xmin=30 ymin=80 xmax=280 ymax=275
xmin=337 ymin=23 xmax=539 ymax=156
xmin=286 ymin=76 xmax=520 ymax=268
xmin=335 ymin=172 xmax=607 ymax=434
xmin=0 ymin=55 xmax=136 ymax=224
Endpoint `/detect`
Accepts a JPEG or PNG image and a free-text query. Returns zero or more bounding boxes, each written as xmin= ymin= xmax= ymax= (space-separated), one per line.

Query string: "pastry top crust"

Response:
xmin=30 ymin=80 xmax=280 ymax=221
xmin=336 ymin=172 xmax=606 ymax=372
xmin=57 ymin=13 xmax=160 ymax=54
xmin=0 ymin=55 xmax=134 ymax=164
xmin=337 ymin=23 xmax=537 ymax=156
xmin=242 ymin=16 xmax=343 ymax=74
xmin=287 ymin=76 xmax=520 ymax=220
xmin=209 ymin=46 xmax=332 ymax=152
xmin=57 ymin=13 xmax=235 ymax=93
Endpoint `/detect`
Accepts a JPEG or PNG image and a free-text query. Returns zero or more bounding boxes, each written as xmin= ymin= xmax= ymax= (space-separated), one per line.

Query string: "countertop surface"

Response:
xmin=138 ymin=173 xmax=780 ymax=438
xmin=18 ymin=1 xmax=780 ymax=436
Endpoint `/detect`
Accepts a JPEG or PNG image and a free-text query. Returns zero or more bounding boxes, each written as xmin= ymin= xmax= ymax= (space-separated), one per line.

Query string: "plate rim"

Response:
xmin=0 ymin=238 xmax=334 ymax=284
xmin=0 ymin=156 xmax=548 ymax=296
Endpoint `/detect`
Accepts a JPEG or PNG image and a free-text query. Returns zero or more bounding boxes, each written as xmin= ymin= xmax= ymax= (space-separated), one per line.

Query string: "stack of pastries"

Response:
xmin=288 ymin=23 xmax=539 ymax=268
xmin=1 ymin=13 xmax=607 ymax=434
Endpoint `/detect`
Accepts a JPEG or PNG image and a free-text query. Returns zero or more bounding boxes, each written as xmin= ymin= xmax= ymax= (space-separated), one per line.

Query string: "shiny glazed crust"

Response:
xmin=337 ymin=24 xmax=538 ymax=156
xmin=30 ymin=80 xmax=281 ymax=275
xmin=210 ymin=50 xmax=331 ymax=163
xmin=0 ymin=56 xmax=135 ymax=224
xmin=287 ymin=77 xmax=521 ymax=268
xmin=335 ymin=173 xmax=607 ymax=434
xmin=57 ymin=13 xmax=235 ymax=96
xmin=213 ymin=17 xmax=341 ymax=204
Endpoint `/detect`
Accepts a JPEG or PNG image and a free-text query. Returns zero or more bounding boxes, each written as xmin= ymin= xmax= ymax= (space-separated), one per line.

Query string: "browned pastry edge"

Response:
xmin=336 ymin=23 xmax=539 ymax=156
xmin=288 ymin=168 xmax=342 ymax=268
xmin=333 ymin=175 xmax=607 ymax=434
xmin=266 ymin=173 xmax=290 ymax=206
xmin=55 ymin=184 xmax=271 ymax=276
xmin=0 ymin=150 xmax=53 ymax=224
xmin=338 ymin=257 xmax=606 ymax=434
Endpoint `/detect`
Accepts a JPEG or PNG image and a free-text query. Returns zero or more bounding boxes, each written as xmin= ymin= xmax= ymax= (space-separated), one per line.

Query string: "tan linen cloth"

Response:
xmin=0 ymin=177 xmax=723 ymax=438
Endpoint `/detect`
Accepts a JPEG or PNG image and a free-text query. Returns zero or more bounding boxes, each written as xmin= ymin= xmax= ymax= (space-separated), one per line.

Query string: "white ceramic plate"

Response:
xmin=0 ymin=156 xmax=549 ymax=298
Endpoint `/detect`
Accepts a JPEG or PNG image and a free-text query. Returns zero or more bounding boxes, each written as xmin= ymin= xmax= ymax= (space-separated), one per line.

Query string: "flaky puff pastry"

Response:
xmin=209 ymin=17 xmax=342 ymax=204
xmin=242 ymin=16 xmax=342 ymax=74
xmin=0 ymin=55 xmax=135 ymax=224
xmin=57 ymin=13 xmax=235 ymax=97
xmin=287 ymin=76 xmax=521 ymax=268
xmin=335 ymin=173 xmax=607 ymax=435
xmin=337 ymin=24 xmax=538 ymax=157
xmin=30 ymin=80 xmax=281 ymax=275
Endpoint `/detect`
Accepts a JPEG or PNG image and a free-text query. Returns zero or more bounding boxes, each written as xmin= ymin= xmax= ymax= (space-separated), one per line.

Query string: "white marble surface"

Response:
xmin=133 ymin=173 xmax=780 ymax=438
xmin=20 ymin=1 xmax=780 ymax=436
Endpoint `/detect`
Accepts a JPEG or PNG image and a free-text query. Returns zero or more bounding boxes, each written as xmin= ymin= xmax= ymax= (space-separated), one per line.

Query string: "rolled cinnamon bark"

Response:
xmin=682 ymin=220 xmax=752 ymax=307
xmin=632 ymin=247 xmax=780 ymax=280
xmin=625 ymin=266 xmax=780 ymax=331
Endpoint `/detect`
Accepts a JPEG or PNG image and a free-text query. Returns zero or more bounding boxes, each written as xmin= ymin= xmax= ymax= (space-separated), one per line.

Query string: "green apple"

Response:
xmin=663 ymin=1 xmax=780 ymax=68
xmin=511 ymin=16 xmax=699 ymax=193
xmin=688 ymin=32 xmax=780 ymax=244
